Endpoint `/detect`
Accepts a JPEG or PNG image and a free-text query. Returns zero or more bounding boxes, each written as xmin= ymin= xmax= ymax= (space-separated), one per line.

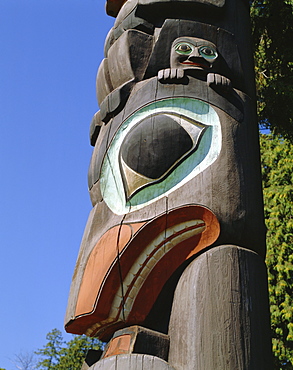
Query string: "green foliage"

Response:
xmin=260 ymin=134 xmax=293 ymax=368
xmin=251 ymin=0 xmax=293 ymax=139
xmin=56 ymin=336 xmax=101 ymax=369
xmin=35 ymin=329 xmax=103 ymax=370
xmin=35 ymin=329 xmax=64 ymax=369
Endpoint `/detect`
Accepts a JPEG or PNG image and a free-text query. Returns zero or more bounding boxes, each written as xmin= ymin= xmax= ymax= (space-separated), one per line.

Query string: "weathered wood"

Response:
xmin=96 ymin=59 xmax=113 ymax=107
xmin=89 ymin=111 xmax=102 ymax=147
xmin=92 ymin=76 xmax=265 ymax=254
xmin=101 ymin=326 xmax=169 ymax=361
xmin=65 ymin=204 xmax=219 ymax=340
xmin=67 ymin=73 xmax=266 ymax=338
xmin=108 ymin=0 xmax=227 ymax=20
xmin=109 ymin=0 xmax=254 ymax=94
xmin=81 ymin=350 xmax=103 ymax=370
xmin=106 ymin=0 xmax=127 ymax=17
xmin=100 ymin=80 xmax=135 ymax=123
xmin=113 ymin=11 xmax=154 ymax=42
xmin=88 ymin=354 xmax=175 ymax=370
xmin=97 ymin=29 xmax=153 ymax=122
xmin=144 ymin=19 xmax=244 ymax=91
xmin=66 ymin=0 xmax=270 ymax=360
xmin=168 ymin=245 xmax=272 ymax=370
xmin=107 ymin=30 xmax=153 ymax=89
xmin=64 ymin=202 xmax=124 ymax=331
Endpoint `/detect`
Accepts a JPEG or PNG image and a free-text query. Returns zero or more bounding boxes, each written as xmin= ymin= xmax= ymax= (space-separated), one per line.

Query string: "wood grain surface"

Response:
xmin=168 ymin=245 xmax=272 ymax=369
xmin=88 ymin=354 xmax=175 ymax=370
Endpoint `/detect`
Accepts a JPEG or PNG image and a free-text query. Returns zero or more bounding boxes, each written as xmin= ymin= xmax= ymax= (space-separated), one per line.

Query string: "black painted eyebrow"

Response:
xmin=173 ymin=39 xmax=216 ymax=48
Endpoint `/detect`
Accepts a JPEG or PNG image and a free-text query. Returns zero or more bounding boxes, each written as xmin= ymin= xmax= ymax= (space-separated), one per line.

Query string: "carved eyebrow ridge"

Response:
xmin=172 ymin=39 xmax=217 ymax=49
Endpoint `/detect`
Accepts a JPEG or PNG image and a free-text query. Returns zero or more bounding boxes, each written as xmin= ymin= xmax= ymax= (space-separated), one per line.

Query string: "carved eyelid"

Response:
xmin=175 ymin=42 xmax=193 ymax=51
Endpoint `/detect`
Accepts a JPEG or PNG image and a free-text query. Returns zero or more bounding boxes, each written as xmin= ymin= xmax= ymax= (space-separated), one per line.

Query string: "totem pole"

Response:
xmin=65 ymin=0 xmax=272 ymax=368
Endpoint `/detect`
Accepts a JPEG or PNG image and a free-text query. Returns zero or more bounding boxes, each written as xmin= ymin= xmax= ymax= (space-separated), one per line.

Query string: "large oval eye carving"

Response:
xmin=199 ymin=46 xmax=218 ymax=60
xmin=175 ymin=42 xmax=193 ymax=55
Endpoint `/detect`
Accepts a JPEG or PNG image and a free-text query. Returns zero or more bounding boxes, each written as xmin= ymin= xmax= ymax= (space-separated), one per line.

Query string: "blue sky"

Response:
xmin=0 ymin=1 xmax=114 ymax=368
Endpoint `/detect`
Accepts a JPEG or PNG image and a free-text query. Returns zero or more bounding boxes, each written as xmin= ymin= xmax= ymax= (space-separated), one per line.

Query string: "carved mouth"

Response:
xmin=70 ymin=205 xmax=220 ymax=340
xmin=181 ymin=61 xmax=208 ymax=68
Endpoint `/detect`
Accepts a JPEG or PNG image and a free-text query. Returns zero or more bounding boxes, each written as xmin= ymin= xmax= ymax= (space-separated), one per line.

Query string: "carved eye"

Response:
xmin=175 ymin=42 xmax=193 ymax=55
xmin=199 ymin=46 xmax=218 ymax=60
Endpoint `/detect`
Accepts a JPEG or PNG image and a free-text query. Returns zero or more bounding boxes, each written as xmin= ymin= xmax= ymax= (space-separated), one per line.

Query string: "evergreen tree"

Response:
xmin=35 ymin=329 xmax=64 ymax=369
xmin=35 ymin=329 xmax=102 ymax=370
xmin=251 ymin=0 xmax=293 ymax=139
xmin=252 ymin=0 xmax=293 ymax=366
xmin=260 ymin=134 xmax=293 ymax=368
xmin=56 ymin=336 xmax=102 ymax=370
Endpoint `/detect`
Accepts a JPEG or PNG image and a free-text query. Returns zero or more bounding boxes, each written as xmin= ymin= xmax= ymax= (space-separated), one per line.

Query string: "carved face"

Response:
xmin=171 ymin=37 xmax=218 ymax=71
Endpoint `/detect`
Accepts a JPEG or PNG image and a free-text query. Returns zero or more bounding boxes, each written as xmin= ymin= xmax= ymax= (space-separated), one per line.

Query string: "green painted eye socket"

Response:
xmin=174 ymin=42 xmax=218 ymax=60
xmin=199 ymin=46 xmax=218 ymax=60
xmin=175 ymin=42 xmax=193 ymax=55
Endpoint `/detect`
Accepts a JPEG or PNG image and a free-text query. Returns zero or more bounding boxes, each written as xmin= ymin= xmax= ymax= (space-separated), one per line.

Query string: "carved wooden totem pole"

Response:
xmin=65 ymin=0 xmax=272 ymax=368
